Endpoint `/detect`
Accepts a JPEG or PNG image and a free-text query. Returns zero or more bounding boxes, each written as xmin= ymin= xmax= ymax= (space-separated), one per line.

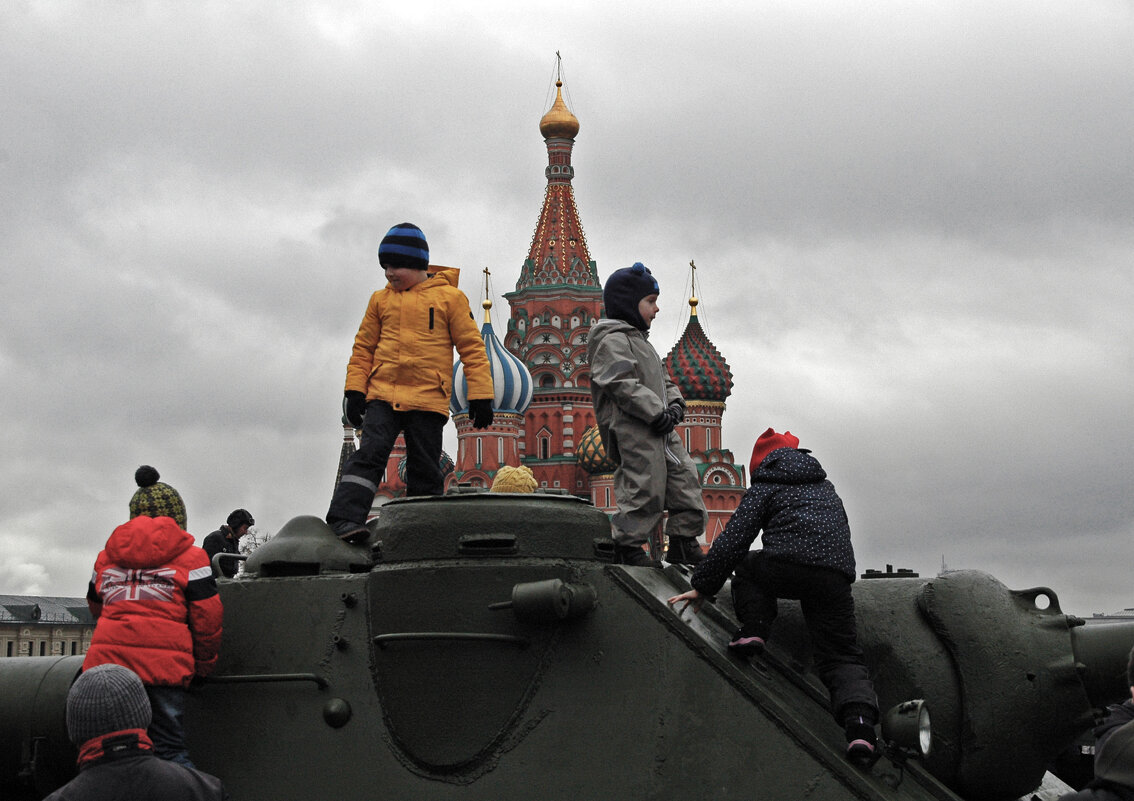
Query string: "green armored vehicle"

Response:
xmin=2 ymin=492 xmax=1129 ymax=799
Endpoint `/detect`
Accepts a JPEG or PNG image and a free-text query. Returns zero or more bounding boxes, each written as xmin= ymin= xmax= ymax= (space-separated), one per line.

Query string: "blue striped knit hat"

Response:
xmin=378 ymin=222 xmax=429 ymax=270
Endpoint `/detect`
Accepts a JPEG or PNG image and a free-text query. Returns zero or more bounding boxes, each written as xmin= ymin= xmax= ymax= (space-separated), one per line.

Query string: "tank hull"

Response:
xmin=3 ymin=494 xmax=1127 ymax=800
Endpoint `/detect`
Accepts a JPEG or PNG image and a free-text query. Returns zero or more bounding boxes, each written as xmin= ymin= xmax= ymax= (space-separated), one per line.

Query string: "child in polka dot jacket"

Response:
xmin=668 ymin=428 xmax=880 ymax=768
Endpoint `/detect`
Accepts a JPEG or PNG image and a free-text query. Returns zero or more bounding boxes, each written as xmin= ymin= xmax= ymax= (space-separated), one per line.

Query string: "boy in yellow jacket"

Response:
xmin=328 ymin=223 xmax=494 ymax=542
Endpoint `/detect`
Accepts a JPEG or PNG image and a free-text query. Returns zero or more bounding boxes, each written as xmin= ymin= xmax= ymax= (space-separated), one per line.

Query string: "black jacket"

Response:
xmin=691 ymin=447 xmax=856 ymax=597
xmin=43 ymin=731 xmax=225 ymax=800
xmin=202 ymin=526 xmax=239 ymax=578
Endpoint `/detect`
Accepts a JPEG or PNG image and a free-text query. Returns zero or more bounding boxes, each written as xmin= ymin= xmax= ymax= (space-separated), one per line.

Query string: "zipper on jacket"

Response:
xmin=429 ymin=307 xmax=435 ymax=330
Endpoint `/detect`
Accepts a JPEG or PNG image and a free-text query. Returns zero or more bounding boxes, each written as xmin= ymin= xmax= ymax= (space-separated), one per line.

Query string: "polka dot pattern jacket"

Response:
xmin=691 ymin=447 xmax=857 ymax=598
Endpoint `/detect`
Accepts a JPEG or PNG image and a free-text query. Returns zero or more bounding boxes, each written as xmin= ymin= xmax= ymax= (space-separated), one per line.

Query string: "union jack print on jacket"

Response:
xmin=83 ymin=516 xmax=223 ymax=687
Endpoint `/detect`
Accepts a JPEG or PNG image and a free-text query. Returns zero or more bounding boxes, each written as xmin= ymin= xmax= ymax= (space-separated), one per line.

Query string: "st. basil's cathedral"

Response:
xmin=337 ymin=75 xmax=746 ymax=549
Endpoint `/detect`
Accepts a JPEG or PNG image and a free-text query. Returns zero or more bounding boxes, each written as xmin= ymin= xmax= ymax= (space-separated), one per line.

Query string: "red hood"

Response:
xmin=104 ymin=516 xmax=195 ymax=569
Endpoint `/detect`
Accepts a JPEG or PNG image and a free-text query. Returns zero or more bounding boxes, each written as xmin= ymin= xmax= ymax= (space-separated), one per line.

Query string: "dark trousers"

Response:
xmin=146 ymin=685 xmax=193 ymax=768
xmin=731 ymin=551 xmax=878 ymax=724
xmin=327 ymin=400 xmax=447 ymax=525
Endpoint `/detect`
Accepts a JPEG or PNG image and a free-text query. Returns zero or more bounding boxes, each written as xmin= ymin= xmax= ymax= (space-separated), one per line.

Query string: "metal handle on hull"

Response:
xmin=373 ymin=632 xmax=530 ymax=649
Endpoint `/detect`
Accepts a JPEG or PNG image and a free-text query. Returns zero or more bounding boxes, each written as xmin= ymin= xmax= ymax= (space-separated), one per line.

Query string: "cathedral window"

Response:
xmin=476 ymin=437 xmax=483 ymax=466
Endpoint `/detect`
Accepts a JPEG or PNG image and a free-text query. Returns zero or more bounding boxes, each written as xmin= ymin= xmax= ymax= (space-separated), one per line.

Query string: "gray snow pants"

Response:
xmin=611 ymin=430 xmax=706 ymax=547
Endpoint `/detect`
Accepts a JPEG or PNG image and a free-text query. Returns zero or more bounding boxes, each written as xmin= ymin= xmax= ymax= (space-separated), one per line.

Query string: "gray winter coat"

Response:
xmin=587 ymin=317 xmax=705 ymax=544
xmin=588 ymin=318 xmax=683 ymax=463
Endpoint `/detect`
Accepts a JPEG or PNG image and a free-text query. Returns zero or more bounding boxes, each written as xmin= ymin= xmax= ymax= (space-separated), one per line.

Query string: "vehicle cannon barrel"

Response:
xmin=0 ymin=655 xmax=82 ymax=798
xmin=760 ymin=569 xmax=1134 ymax=800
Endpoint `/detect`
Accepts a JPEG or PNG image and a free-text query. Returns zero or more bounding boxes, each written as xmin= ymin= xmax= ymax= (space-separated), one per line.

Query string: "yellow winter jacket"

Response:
xmin=344 ymin=267 xmax=493 ymax=416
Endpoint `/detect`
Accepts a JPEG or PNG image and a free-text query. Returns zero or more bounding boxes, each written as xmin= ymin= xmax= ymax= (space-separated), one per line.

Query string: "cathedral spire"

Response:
xmin=665 ymin=260 xmax=734 ymax=404
xmin=516 ymin=55 xmax=599 ymax=291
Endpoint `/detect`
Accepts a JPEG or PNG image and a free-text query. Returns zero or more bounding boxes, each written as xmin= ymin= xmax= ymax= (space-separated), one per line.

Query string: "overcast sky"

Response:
xmin=2 ymin=1 xmax=1131 ymax=616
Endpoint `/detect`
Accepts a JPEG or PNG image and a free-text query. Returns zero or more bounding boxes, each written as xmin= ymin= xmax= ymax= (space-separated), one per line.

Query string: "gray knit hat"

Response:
xmin=66 ymin=664 xmax=152 ymax=745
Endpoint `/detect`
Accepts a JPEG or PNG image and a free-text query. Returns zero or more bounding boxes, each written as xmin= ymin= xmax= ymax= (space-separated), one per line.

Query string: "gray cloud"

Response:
xmin=1 ymin=0 xmax=1131 ymax=616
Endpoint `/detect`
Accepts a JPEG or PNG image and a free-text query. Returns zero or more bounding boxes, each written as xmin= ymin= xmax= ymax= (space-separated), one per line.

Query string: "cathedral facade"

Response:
xmin=446 ymin=77 xmax=746 ymax=548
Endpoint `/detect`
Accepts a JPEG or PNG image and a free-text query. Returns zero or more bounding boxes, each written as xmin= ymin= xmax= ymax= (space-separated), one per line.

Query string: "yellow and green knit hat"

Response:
xmin=129 ymin=465 xmax=187 ymax=529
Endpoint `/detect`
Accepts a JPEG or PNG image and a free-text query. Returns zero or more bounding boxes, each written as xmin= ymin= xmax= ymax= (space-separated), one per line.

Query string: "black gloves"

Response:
xmin=469 ymin=398 xmax=494 ymax=430
xmin=650 ymin=402 xmax=685 ymax=435
xmin=343 ymin=391 xmax=367 ymax=428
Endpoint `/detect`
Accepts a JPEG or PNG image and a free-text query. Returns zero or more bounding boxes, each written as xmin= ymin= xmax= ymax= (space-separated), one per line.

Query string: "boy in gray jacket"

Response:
xmin=587 ymin=262 xmax=707 ymax=568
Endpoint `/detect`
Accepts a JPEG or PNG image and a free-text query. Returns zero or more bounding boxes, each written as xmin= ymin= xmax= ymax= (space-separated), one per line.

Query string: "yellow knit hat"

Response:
xmin=490 ymin=465 xmax=537 ymax=493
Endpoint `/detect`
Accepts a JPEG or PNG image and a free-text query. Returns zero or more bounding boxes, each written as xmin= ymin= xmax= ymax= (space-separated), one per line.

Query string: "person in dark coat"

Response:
xmin=202 ymin=509 xmax=254 ymax=578
xmin=43 ymin=664 xmax=226 ymax=800
xmin=1059 ymin=719 xmax=1134 ymax=801
xmin=1091 ymin=647 xmax=1134 ymax=755
xmin=668 ymin=428 xmax=879 ymax=766
xmin=1059 ymin=648 xmax=1134 ymax=800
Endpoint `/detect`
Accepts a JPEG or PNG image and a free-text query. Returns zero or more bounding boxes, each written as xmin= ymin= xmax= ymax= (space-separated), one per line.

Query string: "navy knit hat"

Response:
xmin=129 ymin=465 xmax=187 ymax=530
xmin=602 ymin=262 xmax=660 ymax=331
xmin=67 ymin=664 xmax=152 ymax=745
xmin=378 ymin=222 xmax=429 ymax=270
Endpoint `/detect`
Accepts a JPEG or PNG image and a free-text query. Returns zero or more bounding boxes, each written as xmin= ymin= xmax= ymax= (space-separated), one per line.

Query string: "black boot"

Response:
xmin=727 ymin=629 xmax=766 ymax=658
xmin=615 ymin=544 xmax=661 ymax=569
xmin=844 ymin=715 xmax=879 ymax=769
xmin=331 ymin=520 xmax=370 ymax=546
xmin=664 ymin=535 xmax=704 ymax=566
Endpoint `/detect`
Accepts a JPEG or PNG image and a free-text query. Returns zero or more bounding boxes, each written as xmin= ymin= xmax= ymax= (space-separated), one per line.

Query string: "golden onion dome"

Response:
xmin=539 ymin=81 xmax=580 ymax=139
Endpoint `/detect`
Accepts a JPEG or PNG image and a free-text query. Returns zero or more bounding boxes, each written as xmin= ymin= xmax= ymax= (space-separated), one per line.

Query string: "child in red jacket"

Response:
xmin=83 ymin=466 xmax=222 ymax=768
